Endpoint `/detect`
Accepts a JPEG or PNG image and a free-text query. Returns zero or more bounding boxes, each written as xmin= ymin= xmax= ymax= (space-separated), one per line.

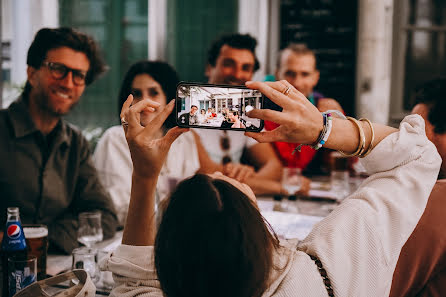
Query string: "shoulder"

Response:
xmin=316 ymin=98 xmax=343 ymax=113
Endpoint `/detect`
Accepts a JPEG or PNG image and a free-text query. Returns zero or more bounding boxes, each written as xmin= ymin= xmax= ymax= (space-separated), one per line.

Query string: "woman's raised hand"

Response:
xmin=244 ymin=80 xmax=323 ymax=145
xmin=120 ymin=94 xmax=189 ymax=179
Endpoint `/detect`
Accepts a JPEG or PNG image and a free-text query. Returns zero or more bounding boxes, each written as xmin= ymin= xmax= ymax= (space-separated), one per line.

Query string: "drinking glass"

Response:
xmin=282 ymin=167 xmax=302 ymax=196
xmin=96 ymin=250 xmax=114 ymax=290
xmin=77 ymin=212 xmax=103 ymax=247
xmin=281 ymin=167 xmax=302 ymax=213
xmin=72 ymin=247 xmax=99 ymax=284
xmin=330 ymin=152 xmax=350 ymax=200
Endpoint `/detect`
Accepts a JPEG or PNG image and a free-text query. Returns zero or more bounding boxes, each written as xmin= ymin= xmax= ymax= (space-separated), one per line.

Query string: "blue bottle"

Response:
xmin=1 ymin=207 xmax=27 ymax=296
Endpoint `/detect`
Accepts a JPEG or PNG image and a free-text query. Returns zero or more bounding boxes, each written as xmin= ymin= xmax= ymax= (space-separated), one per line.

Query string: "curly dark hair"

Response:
xmin=26 ymin=27 xmax=107 ymax=85
xmin=118 ymin=61 xmax=180 ymax=129
xmin=413 ymin=78 xmax=446 ymax=134
xmin=206 ymin=33 xmax=260 ymax=71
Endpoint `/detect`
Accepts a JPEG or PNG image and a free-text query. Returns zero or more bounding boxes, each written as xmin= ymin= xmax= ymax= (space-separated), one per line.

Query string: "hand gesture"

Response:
xmin=244 ymin=80 xmax=323 ymax=145
xmin=120 ymin=95 xmax=189 ymax=179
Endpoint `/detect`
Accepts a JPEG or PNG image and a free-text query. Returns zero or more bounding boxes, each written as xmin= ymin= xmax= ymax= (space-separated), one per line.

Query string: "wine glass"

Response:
xmin=281 ymin=167 xmax=302 ymax=213
xmin=77 ymin=212 xmax=103 ymax=248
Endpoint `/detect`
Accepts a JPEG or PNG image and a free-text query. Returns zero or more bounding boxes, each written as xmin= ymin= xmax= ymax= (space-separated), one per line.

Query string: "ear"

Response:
xmin=313 ymin=69 xmax=320 ymax=85
xmin=205 ymin=64 xmax=212 ymax=78
xmin=27 ymin=66 xmax=38 ymax=87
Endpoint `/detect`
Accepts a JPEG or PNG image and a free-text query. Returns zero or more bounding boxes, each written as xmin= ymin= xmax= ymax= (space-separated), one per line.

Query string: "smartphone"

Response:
xmin=176 ymin=82 xmax=264 ymax=132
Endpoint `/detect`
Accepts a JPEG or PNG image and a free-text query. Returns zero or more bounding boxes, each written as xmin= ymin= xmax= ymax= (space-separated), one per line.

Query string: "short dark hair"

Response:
xmin=26 ymin=27 xmax=107 ymax=85
xmin=155 ymin=174 xmax=279 ymax=297
xmin=207 ymin=33 xmax=260 ymax=71
xmin=413 ymin=78 xmax=446 ymax=134
xmin=277 ymin=43 xmax=317 ymax=70
xmin=191 ymin=105 xmax=198 ymax=109
xmin=118 ymin=61 xmax=180 ymax=129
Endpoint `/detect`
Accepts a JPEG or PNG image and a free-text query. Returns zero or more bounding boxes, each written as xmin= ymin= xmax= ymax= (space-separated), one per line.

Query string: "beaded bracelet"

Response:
xmin=292 ymin=112 xmax=333 ymax=154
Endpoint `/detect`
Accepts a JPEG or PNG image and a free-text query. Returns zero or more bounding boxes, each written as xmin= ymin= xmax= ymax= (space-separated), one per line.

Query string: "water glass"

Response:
xmin=330 ymin=152 xmax=350 ymax=200
xmin=282 ymin=167 xmax=302 ymax=196
xmin=77 ymin=212 xmax=103 ymax=247
xmin=8 ymin=255 xmax=37 ymax=296
xmin=72 ymin=247 xmax=99 ymax=283
xmin=96 ymin=250 xmax=114 ymax=290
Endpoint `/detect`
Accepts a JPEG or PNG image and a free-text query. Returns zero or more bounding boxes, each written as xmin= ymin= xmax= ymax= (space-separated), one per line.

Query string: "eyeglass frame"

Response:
xmin=41 ymin=61 xmax=88 ymax=86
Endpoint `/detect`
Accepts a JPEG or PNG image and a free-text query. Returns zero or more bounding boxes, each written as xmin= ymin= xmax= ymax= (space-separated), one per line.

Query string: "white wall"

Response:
xmin=355 ymin=0 xmax=394 ymax=124
xmin=238 ymin=0 xmax=280 ymax=81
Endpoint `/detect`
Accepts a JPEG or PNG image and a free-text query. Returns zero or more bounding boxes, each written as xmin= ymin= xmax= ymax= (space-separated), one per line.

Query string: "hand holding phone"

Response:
xmin=176 ymin=82 xmax=264 ymax=132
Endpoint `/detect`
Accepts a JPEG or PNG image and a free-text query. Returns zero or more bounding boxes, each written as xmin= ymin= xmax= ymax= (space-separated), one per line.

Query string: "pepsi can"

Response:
xmin=1 ymin=207 xmax=27 ymax=296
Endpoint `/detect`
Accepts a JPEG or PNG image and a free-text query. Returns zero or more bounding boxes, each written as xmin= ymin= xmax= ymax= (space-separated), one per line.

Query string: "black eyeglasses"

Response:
xmin=220 ymin=131 xmax=232 ymax=165
xmin=42 ymin=62 xmax=88 ymax=86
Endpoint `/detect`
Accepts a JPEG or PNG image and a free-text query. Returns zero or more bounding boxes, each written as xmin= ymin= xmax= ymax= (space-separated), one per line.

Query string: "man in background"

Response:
xmin=198 ymin=33 xmax=285 ymax=196
xmin=390 ymin=78 xmax=446 ymax=297
xmin=269 ymin=43 xmax=343 ymax=175
xmin=0 ymin=27 xmax=118 ymax=253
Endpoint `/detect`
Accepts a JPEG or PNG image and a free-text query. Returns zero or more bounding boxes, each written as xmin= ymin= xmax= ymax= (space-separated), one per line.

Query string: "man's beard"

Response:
xmin=33 ymin=87 xmax=79 ymax=117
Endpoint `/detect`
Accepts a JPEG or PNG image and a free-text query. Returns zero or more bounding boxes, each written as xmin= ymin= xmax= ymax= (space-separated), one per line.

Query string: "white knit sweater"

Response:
xmin=100 ymin=115 xmax=441 ymax=297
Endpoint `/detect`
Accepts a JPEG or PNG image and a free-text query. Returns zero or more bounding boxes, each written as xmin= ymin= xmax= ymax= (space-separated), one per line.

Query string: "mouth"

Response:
xmin=53 ymin=90 xmax=71 ymax=100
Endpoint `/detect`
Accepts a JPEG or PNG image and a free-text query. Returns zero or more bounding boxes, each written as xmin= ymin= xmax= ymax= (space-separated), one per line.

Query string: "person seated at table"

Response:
xmin=93 ymin=61 xmax=255 ymax=226
xmin=268 ymin=43 xmax=344 ymax=177
xmin=205 ymin=107 xmax=213 ymax=119
xmin=101 ymin=80 xmax=440 ymax=297
xmin=197 ymin=108 xmax=207 ymax=124
xmin=390 ymin=78 xmax=446 ymax=297
xmin=0 ymin=27 xmax=118 ymax=254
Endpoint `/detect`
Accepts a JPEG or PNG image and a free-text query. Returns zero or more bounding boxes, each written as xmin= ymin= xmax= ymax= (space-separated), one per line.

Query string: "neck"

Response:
xmin=28 ymin=92 xmax=59 ymax=135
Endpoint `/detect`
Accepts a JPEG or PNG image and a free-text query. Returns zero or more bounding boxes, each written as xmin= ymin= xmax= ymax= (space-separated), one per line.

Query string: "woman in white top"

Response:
xmin=101 ymin=80 xmax=440 ymax=296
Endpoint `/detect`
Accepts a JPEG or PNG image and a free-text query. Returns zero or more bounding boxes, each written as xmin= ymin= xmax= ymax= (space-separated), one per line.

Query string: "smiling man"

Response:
xmin=0 ymin=28 xmax=118 ymax=253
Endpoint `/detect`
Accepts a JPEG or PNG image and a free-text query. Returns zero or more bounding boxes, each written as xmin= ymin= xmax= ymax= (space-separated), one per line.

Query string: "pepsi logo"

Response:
xmin=7 ymin=224 xmax=21 ymax=239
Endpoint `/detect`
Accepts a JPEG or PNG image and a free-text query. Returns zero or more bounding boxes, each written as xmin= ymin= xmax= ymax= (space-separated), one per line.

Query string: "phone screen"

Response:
xmin=176 ymin=83 xmax=264 ymax=132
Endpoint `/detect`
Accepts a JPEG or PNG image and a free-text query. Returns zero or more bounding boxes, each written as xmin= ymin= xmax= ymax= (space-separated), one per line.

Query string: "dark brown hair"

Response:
xmin=207 ymin=33 xmax=260 ymax=72
xmin=24 ymin=27 xmax=107 ymax=96
xmin=413 ymin=77 xmax=446 ymax=134
xmin=154 ymin=174 xmax=279 ymax=297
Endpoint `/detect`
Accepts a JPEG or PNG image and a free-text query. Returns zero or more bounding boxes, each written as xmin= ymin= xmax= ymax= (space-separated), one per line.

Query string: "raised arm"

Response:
xmin=245 ymin=80 xmax=441 ymax=296
xmin=120 ymin=95 xmax=188 ymax=246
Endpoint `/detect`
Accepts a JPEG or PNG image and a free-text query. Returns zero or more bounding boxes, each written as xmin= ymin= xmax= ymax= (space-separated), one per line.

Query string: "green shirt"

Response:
xmin=0 ymin=96 xmax=118 ymax=253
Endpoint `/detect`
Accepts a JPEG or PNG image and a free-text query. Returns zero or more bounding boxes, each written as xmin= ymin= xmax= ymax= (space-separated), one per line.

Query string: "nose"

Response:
xmin=60 ymin=71 xmax=75 ymax=88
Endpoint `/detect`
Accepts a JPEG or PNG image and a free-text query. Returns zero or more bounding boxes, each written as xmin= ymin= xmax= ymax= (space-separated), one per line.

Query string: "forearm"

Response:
xmin=324 ymin=118 xmax=397 ymax=154
xmin=255 ymin=158 xmax=282 ymax=181
xmin=245 ymin=178 xmax=284 ymax=196
xmin=122 ymin=174 xmax=157 ymax=246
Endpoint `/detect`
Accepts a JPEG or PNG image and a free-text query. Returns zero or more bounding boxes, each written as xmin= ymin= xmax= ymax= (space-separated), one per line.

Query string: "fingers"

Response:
xmin=246 ymin=108 xmax=286 ymax=124
xmin=163 ymin=127 xmax=189 ymax=146
xmin=245 ymin=129 xmax=282 ymax=143
xmin=245 ymin=81 xmax=292 ymax=109
xmin=120 ymin=94 xmax=134 ymax=120
xmin=141 ymin=100 xmax=175 ymax=136
xmin=223 ymin=164 xmax=254 ymax=182
xmin=125 ymin=97 xmax=161 ymax=128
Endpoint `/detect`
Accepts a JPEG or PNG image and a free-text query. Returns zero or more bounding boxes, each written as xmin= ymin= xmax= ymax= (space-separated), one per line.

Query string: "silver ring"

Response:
xmin=283 ymin=86 xmax=291 ymax=96
xmin=121 ymin=117 xmax=128 ymax=127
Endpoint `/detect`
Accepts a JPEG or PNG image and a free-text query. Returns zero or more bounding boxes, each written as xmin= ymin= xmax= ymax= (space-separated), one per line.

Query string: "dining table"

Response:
xmin=45 ymin=175 xmax=363 ymax=296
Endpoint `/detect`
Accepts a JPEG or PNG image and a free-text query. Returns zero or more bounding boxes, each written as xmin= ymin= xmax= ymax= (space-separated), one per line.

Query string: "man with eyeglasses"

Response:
xmin=197 ymin=33 xmax=285 ymax=196
xmin=0 ymin=28 xmax=118 ymax=254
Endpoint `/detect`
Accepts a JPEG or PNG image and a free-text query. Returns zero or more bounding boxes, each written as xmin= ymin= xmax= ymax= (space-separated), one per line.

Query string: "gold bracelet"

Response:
xmin=339 ymin=116 xmax=366 ymax=157
xmin=358 ymin=118 xmax=375 ymax=158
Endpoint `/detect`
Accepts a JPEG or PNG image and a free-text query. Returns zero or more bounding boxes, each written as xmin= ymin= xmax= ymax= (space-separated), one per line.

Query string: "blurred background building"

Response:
xmin=1 ymin=0 xmax=445 ymax=137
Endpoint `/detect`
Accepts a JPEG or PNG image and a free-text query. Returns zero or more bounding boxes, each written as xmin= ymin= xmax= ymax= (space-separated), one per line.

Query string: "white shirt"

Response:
xmin=195 ymin=129 xmax=258 ymax=164
xmin=93 ymin=126 xmax=200 ymax=225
